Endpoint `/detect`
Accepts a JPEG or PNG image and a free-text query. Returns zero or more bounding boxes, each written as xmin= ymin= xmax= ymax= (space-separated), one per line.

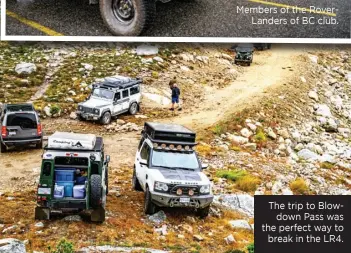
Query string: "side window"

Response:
xmin=140 ymin=143 xmax=150 ymax=161
xmin=43 ymin=162 xmax=51 ymax=176
xmin=122 ymin=89 xmax=129 ymax=98
xmin=130 ymin=86 xmax=140 ymax=95
xmin=114 ymin=92 xmax=121 ymax=101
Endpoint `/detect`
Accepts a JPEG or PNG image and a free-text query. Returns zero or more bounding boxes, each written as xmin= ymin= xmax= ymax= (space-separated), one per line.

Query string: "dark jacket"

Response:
xmin=171 ymin=87 xmax=180 ymax=98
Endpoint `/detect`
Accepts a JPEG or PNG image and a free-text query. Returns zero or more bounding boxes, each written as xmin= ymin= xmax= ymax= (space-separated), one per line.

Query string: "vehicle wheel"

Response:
xmin=197 ymin=206 xmax=210 ymax=218
xmin=100 ymin=0 xmax=156 ymax=36
xmin=100 ymin=111 xmax=111 ymax=125
xmin=132 ymin=168 xmax=143 ymax=191
xmin=144 ymin=187 xmax=157 ymax=215
xmin=267 ymin=44 xmax=272 ymax=49
xmin=35 ymin=140 xmax=43 ymax=149
xmin=77 ymin=114 xmax=86 ymax=121
xmin=234 ymin=60 xmax=238 ymax=65
xmin=90 ymin=174 xmax=102 ymax=209
xmin=129 ymin=102 xmax=138 ymax=115
xmin=0 ymin=141 xmax=6 ymax=153
xmin=248 ymin=63 xmax=251 ymax=66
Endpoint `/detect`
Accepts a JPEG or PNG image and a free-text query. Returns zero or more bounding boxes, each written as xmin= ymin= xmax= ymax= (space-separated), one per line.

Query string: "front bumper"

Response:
xmin=151 ymin=191 xmax=213 ymax=208
xmin=76 ymin=111 xmax=100 ymax=121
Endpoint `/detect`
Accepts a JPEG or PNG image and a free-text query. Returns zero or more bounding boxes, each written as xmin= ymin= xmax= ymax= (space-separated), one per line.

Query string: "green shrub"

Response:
xmin=216 ymin=169 xmax=247 ymax=182
xmin=254 ymin=128 xmax=266 ymax=142
xmin=49 ymin=238 xmax=74 ymax=253
xmin=50 ymin=104 xmax=61 ymax=115
xmin=247 ymin=243 xmax=254 ymax=253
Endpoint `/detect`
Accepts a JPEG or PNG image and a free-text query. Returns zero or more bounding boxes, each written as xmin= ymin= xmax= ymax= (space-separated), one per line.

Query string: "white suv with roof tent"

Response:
xmin=76 ymin=76 xmax=142 ymax=125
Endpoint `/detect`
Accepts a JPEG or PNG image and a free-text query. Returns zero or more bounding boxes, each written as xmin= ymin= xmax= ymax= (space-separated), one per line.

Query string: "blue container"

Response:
xmin=73 ymin=185 xmax=86 ymax=199
xmin=54 ymin=184 xmax=65 ymax=199
xmin=55 ymin=169 xmax=75 ymax=182
xmin=56 ymin=181 xmax=74 ymax=197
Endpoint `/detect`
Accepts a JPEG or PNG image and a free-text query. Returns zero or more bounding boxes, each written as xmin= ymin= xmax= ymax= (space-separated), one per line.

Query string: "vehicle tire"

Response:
xmin=35 ymin=140 xmax=43 ymax=149
xmin=129 ymin=102 xmax=138 ymax=115
xmin=77 ymin=114 xmax=86 ymax=121
xmin=267 ymin=44 xmax=272 ymax=49
xmin=234 ymin=60 xmax=238 ymax=65
xmin=100 ymin=0 xmax=156 ymax=36
xmin=100 ymin=111 xmax=111 ymax=125
xmin=0 ymin=141 xmax=6 ymax=153
xmin=144 ymin=187 xmax=157 ymax=215
xmin=132 ymin=168 xmax=143 ymax=191
xmin=90 ymin=174 xmax=102 ymax=209
xmin=197 ymin=206 xmax=210 ymax=218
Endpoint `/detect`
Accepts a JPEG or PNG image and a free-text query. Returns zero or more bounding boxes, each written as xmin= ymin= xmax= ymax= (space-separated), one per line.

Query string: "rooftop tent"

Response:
xmin=144 ymin=122 xmax=196 ymax=145
xmin=93 ymin=75 xmax=142 ymax=90
xmin=47 ymin=132 xmax=97 ymax=150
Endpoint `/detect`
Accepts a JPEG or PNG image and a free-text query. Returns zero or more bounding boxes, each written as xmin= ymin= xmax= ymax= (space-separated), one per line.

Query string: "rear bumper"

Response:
xmin=49 ymin=199 xmax=87 ymax=209
xmin=235 ymin=59 xmax=252 ymax=63
xmin=2 ymin=137 xmax=42 ymax=146
xmin=151 ymin=192 xmax=213 ymax=208
xmin=76 ymin=111 xmax=100 ymax=121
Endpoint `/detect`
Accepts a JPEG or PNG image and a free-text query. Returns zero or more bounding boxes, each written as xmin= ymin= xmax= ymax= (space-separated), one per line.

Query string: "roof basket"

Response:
xmin=93 ymin=75 xmax=142 ymax=90
xmin=5 ymin=103 xmax=35 ymax=112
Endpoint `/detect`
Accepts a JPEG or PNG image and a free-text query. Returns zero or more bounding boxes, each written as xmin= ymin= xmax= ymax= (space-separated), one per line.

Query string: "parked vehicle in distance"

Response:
xmin=254 ymin=43 xmax=272 ymax=50
xmin=35 ymin=132 xmax=110 ymax=222
xmin=0 ymin=103 xmax=43 ymax=153
xmin=234 ymin=44 xmax=254 ymax=66
xmin=133 ymin=122 xmax=213 ymax=218
xmin=76 ymin=75 xmax=142 ymax=125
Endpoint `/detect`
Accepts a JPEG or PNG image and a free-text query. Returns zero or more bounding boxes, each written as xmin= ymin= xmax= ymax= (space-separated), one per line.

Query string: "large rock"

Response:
xmin=227 ymin=134 xmax=248 ymax=144
xmin=15 ymin=62 xmax=36 ymax=75
xmin=214 ymin=194 xmax=254 ymax=217
xmin=0 ymin=238 xmax=26 ymax=253
xmin=240 ymin=128 xmax=252 ymax=138
xmin=315 ymin=104 xmax=332 ymax=118
xmin=308 ymin=91 xmax=318 ymax=101
xmin=297 ymin=149 xmax=320 ymax=161
xmin=229 ymin=220 xmax=252 ymax=230
xmin=136 ymin=45 xmax=159 ymax=56
xmin=148 ymin=211 xmax=167 ymax=225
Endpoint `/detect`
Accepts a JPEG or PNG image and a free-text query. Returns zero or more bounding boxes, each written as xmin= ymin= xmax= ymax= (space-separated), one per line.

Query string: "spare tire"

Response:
xmin=100 ymin=0 xmax=156 ymax=36
xmin=90 ymin=174 xmax=102 ymax=209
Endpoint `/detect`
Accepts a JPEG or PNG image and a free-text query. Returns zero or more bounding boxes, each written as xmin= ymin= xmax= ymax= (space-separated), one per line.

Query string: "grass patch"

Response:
xmin=290 ymin=178 xmax=310 ymax=195
xmin=253 ymin=128 xmax=266 ymax=142
xmin=216 ymin=169 xmax=247 ymax=182
xmin=320 ymin=162 xmax=334 ymax=170
xmin=236 ymin=176 xmax=261 ymax=192
xmin=48 ymin=238 xmax=74 ymax=253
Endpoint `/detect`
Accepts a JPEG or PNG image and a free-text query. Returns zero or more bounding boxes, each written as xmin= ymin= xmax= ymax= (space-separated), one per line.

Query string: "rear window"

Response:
xmin=6 ymin=113 xmax=37 ymax=129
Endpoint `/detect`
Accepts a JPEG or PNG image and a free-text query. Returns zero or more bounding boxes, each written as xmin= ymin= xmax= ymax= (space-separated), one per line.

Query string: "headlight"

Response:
xmin=154 ymin=181 xmax=169 ymax=192
xmin=94 ymin=109 xmax=100 ymax=114
xmin=200 ymin=185 xmax=210 ymax=194
xmin=78 ymin=105 xmax=82 ymax=111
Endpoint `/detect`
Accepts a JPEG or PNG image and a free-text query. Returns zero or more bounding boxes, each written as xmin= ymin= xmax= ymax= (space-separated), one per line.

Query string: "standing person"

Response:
xmin=170 ymin=81 xmax=181 ymax=111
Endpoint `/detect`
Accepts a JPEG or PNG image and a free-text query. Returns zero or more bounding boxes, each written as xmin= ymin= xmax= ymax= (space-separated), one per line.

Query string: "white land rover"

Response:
xmin=76 ymin=76 xmax=142 ymax=125
xmin=133 ymin=122 xmax=214 ymax=218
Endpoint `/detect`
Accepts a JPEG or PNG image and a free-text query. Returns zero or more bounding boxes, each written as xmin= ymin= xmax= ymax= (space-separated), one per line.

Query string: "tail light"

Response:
xmin=1 ymin=126 xmax=7 ymax=137
xmin=37 ymin=124 xmax=42 ymax=136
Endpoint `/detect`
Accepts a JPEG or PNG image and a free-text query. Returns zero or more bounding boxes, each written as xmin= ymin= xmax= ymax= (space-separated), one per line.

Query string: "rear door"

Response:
xmin=121 ymin=89 xmax=130 ymax=110
xmin=4 ymin=113 xmax=39 ymax=140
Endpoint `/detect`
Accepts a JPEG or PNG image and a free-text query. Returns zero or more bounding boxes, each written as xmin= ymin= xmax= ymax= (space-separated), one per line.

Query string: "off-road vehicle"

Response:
xmin=132 ymin=122 xmax=213 ymax=218
xmin=0 ymin=103 xmax=43 ymax=153
xmin=76 ymin=75 xmax=142 ymax=125
xmin=234 ymin=44 xmax=254 ymax=66
xmin=35 ymin=132 xmax=110 ymax=222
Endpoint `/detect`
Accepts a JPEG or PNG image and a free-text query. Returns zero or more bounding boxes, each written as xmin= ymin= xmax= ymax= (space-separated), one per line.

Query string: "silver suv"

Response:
xmin=0 ymin=103 xmax=43 ymax=153
xmin=76 ymin=76 xmax=142 ymax=125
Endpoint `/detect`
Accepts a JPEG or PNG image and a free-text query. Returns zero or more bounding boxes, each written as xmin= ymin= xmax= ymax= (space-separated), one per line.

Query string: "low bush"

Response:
xmin=290 ymin=178 xmax=309 ymax=195
xmin=236 ymin=175 xmax=261 ymax=192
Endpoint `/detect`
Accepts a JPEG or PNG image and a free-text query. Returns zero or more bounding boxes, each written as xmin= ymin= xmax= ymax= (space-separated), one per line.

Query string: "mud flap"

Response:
xmin=35 ymin=207 xmax=50 ymax=220
xmin=90 ymin=207 xmax=105 ymax=222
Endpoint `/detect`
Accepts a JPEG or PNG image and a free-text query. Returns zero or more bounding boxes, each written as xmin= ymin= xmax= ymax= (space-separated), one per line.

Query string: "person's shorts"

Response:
xmin=172 ymin=97 xmax=179 ymax=104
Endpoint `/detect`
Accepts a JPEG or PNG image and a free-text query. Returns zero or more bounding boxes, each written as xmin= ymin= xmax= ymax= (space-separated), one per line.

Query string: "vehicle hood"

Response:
xmin=154 ymin=168 xmax=210 ymax=185
xmin=80 ymin=97 xmax=110 ymax=108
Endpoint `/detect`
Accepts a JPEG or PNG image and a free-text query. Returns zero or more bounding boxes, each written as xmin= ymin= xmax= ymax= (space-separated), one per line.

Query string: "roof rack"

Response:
xmin=4 ymin=103 xmax=35 ymax=112
xmin=143 ymin=122 xmax=197 ymax=146
xmin=93 ymin=76 xmax=142 ymax=90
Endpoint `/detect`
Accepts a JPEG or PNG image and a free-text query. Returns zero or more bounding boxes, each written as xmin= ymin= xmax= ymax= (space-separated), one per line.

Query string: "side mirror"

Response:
xmin=106 ymin=155 xmax=110 ymax=163
xmin=202 ymin=163 xmax=208 ymax=170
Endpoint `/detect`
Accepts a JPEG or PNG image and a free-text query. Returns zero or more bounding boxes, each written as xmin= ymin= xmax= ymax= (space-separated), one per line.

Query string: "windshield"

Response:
xmin=92 ymin=88 xmax=114 ymax=100
xmin=151 ymin=150 xmax=200 ymax=170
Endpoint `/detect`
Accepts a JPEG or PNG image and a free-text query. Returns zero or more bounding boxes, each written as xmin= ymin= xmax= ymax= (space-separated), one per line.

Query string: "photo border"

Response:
xmin=1 ymin=0 xmax=350 ymax=43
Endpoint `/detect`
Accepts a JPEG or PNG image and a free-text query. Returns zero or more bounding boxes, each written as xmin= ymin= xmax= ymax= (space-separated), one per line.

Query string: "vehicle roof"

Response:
xmin=146 ymin=122 xmax=194 ymax=134
xmin=94 ymin=75 xmax=142 ymax=90
xmin=4 ymin=103 xmax=35 ymax=113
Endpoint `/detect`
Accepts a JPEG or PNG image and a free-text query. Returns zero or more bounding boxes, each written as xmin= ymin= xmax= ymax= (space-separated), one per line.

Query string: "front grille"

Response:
xmin=82 ymin=106 xmax=94 ymax=114
xmin=169 ymin=185 xmax=200 ymax=196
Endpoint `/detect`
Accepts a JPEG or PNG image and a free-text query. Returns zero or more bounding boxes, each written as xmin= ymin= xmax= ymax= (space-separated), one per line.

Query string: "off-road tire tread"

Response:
xmin=0 ymin=141 xmax=6 ymax=153
xmin=144 ymin=187 xmax=157 ymax=215
xmin=132 ymin=168 xmax=143 ymax=191
xmin=90 ymin=174 xmax=102 ymax=209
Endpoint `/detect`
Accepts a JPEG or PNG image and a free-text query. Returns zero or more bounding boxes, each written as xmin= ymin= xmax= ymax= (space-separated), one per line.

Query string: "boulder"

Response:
xmin=214 ymin=194 xmax=254 ymax=217
xmin=148 ymin=211 xmax=167 ymax=225
xmin=0 ymin=238 xmax=26 ymax=253
xmin=15 ymin=62 xmax=36 ymax=75
xmin=227 ymin=134 xmax=248 ymax=144
xmin=136 ymin=45 xmax=159 ymax=56
xmin=229 ymin=220 xmax=252 ymax=230
xmin=297 ymin=149 xmax=320 ymax=161
xmin=308 ymin=91 xmax=318 ymax=101
xmin=240 ymin=128 xmax=252 ymax=138
xmin=315 ymin=104 xmax=332 ymax=118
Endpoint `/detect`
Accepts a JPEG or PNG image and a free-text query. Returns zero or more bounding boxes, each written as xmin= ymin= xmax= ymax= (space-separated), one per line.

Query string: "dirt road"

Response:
xmin=0 ymin=46 xmax=304 ymax=192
